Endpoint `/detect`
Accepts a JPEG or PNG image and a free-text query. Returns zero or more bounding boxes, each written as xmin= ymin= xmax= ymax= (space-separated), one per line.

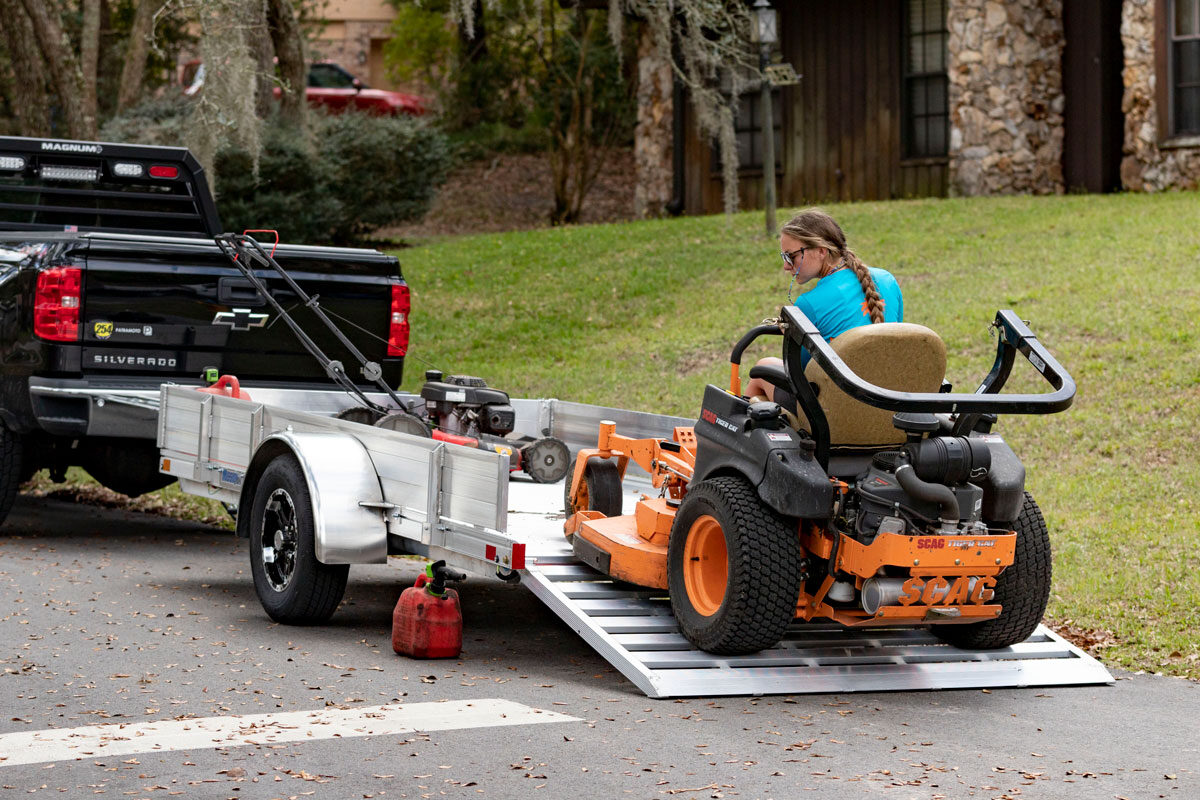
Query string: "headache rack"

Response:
xmin=0 ymin=136 xmax=221 ymax=238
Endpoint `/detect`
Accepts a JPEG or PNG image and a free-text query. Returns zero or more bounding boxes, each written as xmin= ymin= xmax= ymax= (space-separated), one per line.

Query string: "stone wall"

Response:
xmin=947 ymin=0 xmax=1065 ymax=195
xmin=1119 ymin=0 xmax=1200 ymax=190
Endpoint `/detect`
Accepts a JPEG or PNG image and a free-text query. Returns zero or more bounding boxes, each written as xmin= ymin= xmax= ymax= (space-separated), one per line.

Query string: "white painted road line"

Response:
xmin=0 ymin=699 xmax=580 ymax=768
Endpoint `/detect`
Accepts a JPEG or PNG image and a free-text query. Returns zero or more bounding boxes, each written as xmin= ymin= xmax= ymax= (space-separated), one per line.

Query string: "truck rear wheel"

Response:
xmin=248 ymin=455 xmax=348 ymax=625
xmin=564 ymin=457 xmax=622 ymax=517
xmin=934 ymin=492 xmax=1051 ymax=649
xmin=0 ymin=425 xmax=22 ymax=527
xmin=667 ymin=476 xmax=803 ymax=655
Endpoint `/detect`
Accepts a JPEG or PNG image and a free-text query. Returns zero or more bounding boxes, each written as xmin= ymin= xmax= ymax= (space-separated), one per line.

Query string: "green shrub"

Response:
xmin=99 ymin=100 xmax=450 ymax=245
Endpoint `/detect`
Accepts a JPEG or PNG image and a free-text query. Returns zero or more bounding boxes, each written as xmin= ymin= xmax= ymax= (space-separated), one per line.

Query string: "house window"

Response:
xmin=714 ymin=89 xmax=782 ymax=173
xmin=1173 ymin=0 xmax=1200 ymax=135
xmin=737 ymin=90 xmax=782 ymax=171
xmin=903 ymin=0 xmax=949 ymax=158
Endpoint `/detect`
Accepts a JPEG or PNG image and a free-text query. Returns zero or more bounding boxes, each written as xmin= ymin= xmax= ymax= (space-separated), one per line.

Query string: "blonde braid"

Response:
xmin=842 ymin=248 xmax=885 ymax=323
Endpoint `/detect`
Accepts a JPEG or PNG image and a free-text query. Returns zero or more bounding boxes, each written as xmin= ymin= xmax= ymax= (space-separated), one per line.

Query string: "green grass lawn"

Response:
xmin=395 ymin=192 xmax=1200 ymax=678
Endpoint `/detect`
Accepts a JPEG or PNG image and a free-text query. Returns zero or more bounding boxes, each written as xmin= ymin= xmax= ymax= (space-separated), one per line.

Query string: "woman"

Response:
xmin=744 ymin=208 xmax=903 ymax=402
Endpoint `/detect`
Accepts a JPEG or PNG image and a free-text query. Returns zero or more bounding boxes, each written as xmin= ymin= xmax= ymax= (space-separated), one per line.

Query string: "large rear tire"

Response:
xmin=0 ymin=425 xmax=22 ymax=527
xmin=564 ymin=457 xmax=623 ymax=517
xmin=934 ymin=492 xmax=1052 ymax=649
xmin=667 ymin=476 xmax=803 ymax=655
xmin=248 ymin=456 xmax=349 ymax=625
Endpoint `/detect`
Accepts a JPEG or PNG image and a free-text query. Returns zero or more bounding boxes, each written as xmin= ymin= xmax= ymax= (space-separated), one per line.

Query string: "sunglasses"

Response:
xmin=781 ymin=247 xmax=807 ymax=267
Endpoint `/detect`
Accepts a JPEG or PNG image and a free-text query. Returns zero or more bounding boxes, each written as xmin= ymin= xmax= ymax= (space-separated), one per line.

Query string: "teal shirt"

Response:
xmin=793 ymin=267 xmax=903 ymax=369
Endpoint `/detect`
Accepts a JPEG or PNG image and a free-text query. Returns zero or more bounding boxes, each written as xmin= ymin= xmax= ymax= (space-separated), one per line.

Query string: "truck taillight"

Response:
xmin=388 ymin=282 xmax=409 ymax=356
xmin=34 ymin=267 xmax=83 ymax=342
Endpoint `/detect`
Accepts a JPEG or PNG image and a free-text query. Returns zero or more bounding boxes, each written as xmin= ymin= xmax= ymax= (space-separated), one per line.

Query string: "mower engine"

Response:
xmin=416 ymin=371 xmax=570 ymax=484
xmin=846 ymin=435 xmax=993 ymax=544
xmin=420 ymin=372 xmax=517 ymax=438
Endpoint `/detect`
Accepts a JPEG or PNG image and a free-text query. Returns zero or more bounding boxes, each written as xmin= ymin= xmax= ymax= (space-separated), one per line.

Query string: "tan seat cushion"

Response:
xmin=803 ymin=323 xmax=947 ymax=449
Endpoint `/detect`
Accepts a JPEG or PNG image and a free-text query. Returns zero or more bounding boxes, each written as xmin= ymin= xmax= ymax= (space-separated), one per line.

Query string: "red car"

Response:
xmin=181 ymin=61 xmax=428 ymax=117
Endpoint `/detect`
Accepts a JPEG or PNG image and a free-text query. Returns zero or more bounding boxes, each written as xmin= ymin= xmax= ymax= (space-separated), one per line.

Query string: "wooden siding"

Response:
xmin=683 ymin=0 xmax=948 ymax=215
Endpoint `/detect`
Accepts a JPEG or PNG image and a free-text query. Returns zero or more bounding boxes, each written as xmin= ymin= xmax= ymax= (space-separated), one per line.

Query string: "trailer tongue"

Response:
xmin=159 ymin=392 xmax=1112 ymax=698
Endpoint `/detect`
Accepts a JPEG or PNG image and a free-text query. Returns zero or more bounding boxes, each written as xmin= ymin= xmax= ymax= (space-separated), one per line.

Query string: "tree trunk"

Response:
xmin=266 ymin=0 xmax=306 ymax=126
xmin=0 ymin=0 xmax=52 ymax=136
xmin=117 ymin=0 xmax=162 ymax=112
xmin=17 ymin=0 xmax=96 ymax=138
xmin=246 ymin=0 xmax=275 ymax=119
xmin=80 ymin=0 xmax=101 ymax=126
xmin=633 ymin=22 xmax=673 ymax=219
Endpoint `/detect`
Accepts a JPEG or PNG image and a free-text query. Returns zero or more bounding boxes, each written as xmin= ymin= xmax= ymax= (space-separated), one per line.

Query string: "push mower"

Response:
xmin=338 ymin=370 xmax=571 ymax=484
xmin=564 ymin=306 xmax=1075 ymax=655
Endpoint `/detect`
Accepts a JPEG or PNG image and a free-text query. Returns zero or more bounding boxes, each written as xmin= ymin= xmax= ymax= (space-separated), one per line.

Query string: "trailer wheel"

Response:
xmin=248 ymin=455 xmax=348 ymax=625
xmin=0 ymin=425 xmax=22 ymax=527
xmin=374 ymin=410 xmax=432 ymax=437
xmin=564 ymin=457 xmax=622 ymax=517
xmin=934 ymin=492 xmax=1052 ymax=649
xmin=667 ymin=476 xmax=803 ymax=655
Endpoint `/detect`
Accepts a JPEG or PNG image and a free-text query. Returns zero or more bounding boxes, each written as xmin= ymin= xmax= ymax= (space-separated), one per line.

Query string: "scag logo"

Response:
xmin=897 ymin=576 xmax=997 ymax=606
xmin=701 ymin=409 xmax=717 ymax=424
xmin=916 ymin=537 xmax=946 ymax=550
xmin=93 ymin=321 xmax=113 ymax=339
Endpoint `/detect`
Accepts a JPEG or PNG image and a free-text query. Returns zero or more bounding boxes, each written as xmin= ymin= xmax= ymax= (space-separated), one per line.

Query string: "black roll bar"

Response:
xmin=724 ymin=307 xmax=1076 ymax=470
xmin=780 ymin=305 xmax=1076 ymax=415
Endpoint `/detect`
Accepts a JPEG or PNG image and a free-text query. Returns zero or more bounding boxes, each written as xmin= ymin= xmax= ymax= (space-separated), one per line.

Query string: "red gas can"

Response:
xmin=195 ymin=374 xmax=252 ymax=401
xmin=392 ymin=562 xmax=465 ymax=659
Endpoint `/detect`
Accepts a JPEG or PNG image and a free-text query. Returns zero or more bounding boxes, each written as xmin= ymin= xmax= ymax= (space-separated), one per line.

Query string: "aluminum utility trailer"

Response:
xmin=158 ymin=388 xmax=1113 ymax=699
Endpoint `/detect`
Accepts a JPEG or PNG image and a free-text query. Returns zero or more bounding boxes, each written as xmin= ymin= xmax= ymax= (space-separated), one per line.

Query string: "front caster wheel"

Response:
xmin=667 ymin=476 xmax=803 ymax=655
xmin=248 ymin=456 xmax=348 ymax=624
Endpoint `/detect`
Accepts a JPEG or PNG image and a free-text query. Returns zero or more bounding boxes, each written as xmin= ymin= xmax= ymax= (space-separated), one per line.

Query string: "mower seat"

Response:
xmin=802 ymin=322 xmax=947 ymax=451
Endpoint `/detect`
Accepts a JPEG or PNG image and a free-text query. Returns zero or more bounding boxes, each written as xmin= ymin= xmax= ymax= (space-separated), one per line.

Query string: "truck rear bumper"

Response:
xmin=28 ymin=377 xmax=408 ymax=439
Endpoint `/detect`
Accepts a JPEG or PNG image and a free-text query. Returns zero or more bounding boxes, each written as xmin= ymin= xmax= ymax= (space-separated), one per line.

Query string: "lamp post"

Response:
xmin=751 ymin=0 xmax=778 ymax=238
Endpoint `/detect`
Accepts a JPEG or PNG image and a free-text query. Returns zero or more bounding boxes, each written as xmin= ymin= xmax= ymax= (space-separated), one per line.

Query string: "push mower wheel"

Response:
xmin=667 ymin=476 xmax=803 ymax=655
xmin=373 ymin=410 xmax=432 ymax=437
xmin=934 ymin=492 xmax=1052 ymax=650
xmin=523 ymin=436 xmax=571 ymax=484
xmin=564 ymin=458 xmax=622 ymax=517
xmin=248 ymin=455 xmax=349 ymax=625
xmin=335 ymin=406 xmax=385 ymax=426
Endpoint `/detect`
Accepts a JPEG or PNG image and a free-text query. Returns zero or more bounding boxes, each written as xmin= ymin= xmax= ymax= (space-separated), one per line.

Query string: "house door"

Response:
xmin=1062 ymin=0 xmax=1125 ymax=193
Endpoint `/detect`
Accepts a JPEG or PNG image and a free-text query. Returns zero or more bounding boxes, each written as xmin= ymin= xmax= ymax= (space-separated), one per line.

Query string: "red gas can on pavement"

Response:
xmin=392 ymin=562 xmax=465 ymax=659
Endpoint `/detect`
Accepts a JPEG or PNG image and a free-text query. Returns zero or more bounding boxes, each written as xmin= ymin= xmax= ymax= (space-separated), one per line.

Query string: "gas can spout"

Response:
xmin=426 ymin=560 xmax=466 ymax=597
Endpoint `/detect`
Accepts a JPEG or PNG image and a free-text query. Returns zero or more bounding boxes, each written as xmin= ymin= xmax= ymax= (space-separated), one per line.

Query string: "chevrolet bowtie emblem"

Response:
xmin=213 ymin=308 xmax=269 ymax=331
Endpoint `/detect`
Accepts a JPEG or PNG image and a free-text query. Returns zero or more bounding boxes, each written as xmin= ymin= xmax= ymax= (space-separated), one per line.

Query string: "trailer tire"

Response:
xmin=564 ymin=457 xmax=622 ymax=517
xmin=934 ymin=492 xmax=1051 ymax=650
xmin=248 ymin=455 xmax=348 ymax=625
xmin=668 ymin=476 xmax=802 ymax=655
xmin=0 ymin=425 xmax=22 ymax=527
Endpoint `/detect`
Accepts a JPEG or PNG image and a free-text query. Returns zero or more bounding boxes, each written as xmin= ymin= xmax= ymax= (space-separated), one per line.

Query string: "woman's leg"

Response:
xmin=743 ymin=356 xmax=784 ymax=401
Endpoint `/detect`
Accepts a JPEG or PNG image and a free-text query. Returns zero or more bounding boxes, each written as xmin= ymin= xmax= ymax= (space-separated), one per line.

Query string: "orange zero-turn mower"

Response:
xmin=564 ymin=306 xmax=1076 ymax=655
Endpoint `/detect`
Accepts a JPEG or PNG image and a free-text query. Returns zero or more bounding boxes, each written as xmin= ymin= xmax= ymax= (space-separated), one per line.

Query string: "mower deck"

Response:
xmin=508 ymin=478 xmax=1113 ymax=699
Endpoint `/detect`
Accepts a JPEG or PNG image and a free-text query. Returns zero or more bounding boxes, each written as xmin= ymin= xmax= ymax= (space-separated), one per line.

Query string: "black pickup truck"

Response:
xmin=0 ymin=136 xmax=408 ymax=524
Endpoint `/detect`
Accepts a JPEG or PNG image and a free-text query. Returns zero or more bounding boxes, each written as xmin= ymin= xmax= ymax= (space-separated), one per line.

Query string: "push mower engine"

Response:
xmin=416 ymin=371 xmax=571 ymax=484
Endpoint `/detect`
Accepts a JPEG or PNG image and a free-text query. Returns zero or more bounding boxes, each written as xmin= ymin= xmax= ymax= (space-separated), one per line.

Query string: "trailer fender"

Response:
xmin=236 ymin=431 xmax=387 ymax=564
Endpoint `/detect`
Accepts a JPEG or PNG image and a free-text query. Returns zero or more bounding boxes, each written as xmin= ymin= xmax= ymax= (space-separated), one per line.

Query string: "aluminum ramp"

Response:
xmin=521 ymin=547 xmax=1113 ymax=699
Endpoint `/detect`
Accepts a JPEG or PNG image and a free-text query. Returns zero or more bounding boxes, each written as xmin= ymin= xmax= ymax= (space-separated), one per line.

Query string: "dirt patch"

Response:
xmin=384 ymin=147 xmax=638 ymax=240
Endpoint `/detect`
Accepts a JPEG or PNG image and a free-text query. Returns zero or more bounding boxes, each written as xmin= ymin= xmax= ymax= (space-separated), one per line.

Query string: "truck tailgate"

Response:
xmin=80 ymin=235 xmax=404 ymax=385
